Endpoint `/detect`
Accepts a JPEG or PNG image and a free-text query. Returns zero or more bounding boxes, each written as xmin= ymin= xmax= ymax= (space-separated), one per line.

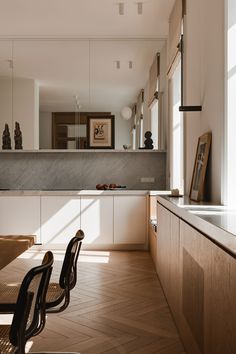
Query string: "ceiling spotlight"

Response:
xmin=7 ymin=59 xmax=13 ymax=69
xmin=129 ymin=61 xmax=133 ymax=69
xmin=115 ymin=60 xmax=121 ymax=69
xmin=118 ymin=2 xmax=124 ymax=15
xmin=137 ymin=2 xmax=143 ymax=15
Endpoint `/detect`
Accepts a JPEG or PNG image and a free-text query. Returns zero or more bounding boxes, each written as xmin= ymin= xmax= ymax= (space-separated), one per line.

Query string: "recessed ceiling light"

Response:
xmin=137 ymin=2 xmax=143 ymax=15
xmin=115 ymin=60 xmax=120 ymax=69
xmin=118 ymin=2 xmax=124 ymax=15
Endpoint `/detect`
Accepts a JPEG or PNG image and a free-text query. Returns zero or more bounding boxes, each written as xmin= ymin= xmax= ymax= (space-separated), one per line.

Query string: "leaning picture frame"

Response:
xmin=87 ymin=115 xmax=115 ymax=149
xmin=189 ymin=132 xmax=212 ymax=202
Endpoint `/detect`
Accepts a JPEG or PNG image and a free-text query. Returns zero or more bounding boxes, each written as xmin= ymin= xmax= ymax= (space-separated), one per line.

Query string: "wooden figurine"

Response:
xmin=2 ymin=123 xmax=12 ymax=149
xmin=144 ymin=131 xmax=154 ymax=149
xmin=14 ymin=121 xmax=23 ymax=149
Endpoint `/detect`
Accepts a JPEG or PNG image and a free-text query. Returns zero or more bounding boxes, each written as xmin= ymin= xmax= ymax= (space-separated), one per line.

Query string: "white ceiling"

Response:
xmin=0 ymin=0 xmax=175 ymax=38
xmin=0 ymin=0 xmax=175 ymax=113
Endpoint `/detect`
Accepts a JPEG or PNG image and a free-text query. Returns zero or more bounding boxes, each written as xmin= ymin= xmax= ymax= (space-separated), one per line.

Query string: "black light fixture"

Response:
xmin=179 ymin=35 xmax=202 ymax=112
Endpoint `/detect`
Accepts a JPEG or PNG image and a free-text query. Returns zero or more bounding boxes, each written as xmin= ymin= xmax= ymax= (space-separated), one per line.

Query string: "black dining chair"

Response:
xmin=0 ymin=230 xmax=84 ymax=315
xmin=45 ymin=229 xmax=84 ymax=313
xmin=0 ymin=250 xmax=54 ymax=354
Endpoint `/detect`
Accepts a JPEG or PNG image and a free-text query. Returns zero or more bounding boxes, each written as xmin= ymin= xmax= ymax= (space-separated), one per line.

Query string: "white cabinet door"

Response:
xmin=114 ymin=196 xmax=147 ymax=244
xmin=0 ymin=196 xmax=41 ymax=242
xmin=81 ymin=196 xmax=113 ymax=244
xmin=41 ymin=196 xmax=81 ymax=245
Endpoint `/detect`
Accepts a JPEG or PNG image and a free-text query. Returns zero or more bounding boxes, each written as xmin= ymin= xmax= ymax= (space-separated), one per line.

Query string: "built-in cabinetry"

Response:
xmin=0 ymin=196 xmax=41 ymax=242
xmin=156 ymin=201 xmax=236 ymax=354
xmin=41 ymin=196 xmax=81 ymax=245
xmin=81 ymin=196 xmax=113 ymax=245
xmin=0 ymin=193 xmax=147 ymax=248
xmin=114 ymin=196 xmax=147 ymax=244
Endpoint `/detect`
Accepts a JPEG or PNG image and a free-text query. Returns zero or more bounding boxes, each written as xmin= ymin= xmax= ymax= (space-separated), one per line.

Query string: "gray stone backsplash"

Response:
xmin=0 ymin=151 xmax=166 ymax=190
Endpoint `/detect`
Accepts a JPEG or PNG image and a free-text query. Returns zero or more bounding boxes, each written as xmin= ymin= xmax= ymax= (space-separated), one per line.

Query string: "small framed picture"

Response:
xmin=189 ymin=132 xmax=212 ymax=202
xmin=87 ymin=115 xmax=115 ymax=149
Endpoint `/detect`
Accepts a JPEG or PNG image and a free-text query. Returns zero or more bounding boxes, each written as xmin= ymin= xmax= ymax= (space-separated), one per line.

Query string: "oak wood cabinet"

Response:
xmin=157 ymin=201 xmax=236 ymax=354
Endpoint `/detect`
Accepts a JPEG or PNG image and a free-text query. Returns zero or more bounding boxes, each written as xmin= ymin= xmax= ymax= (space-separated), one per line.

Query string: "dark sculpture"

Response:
xmin=2 ymin=123 xmax=12 ymax=149
xmin=144 ymin=131 xmax=154 ymax=149
xmin=14 ymin=121 xmax=23 ymax=149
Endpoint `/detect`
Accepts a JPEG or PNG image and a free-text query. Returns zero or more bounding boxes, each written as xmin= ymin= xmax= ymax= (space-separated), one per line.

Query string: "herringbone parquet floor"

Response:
xmin=0 ymin=248 xmax=186 ymax=354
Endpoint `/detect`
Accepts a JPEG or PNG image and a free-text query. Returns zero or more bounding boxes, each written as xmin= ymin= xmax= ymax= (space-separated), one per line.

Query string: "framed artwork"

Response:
xmin=87 ymin=115 xmax=115 ymax=149
xmin=189 ymin=132 xmax=212 ymax=202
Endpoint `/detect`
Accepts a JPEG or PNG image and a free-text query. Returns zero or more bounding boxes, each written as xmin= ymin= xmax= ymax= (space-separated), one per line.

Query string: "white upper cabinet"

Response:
xmin=80 ymin=196 xmax=113 ymax=245
xmin=41 ymin=196 xmax=81 ymax=245
xmin=114 ymin=196 xmax=147 ymax=244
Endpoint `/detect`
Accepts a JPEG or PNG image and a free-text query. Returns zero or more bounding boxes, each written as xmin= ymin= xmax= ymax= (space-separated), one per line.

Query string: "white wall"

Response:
xmin=0 ymin=77 xmax=13 ymax=143
xmin=39 ymin=111 xmax=52 ymax=149
xmin=226 ymin=0 xmax=236 ymax=205
xmin=114 ymin=112 xmax=132 ymax=149
xmin=13 ymin=78 xmax=39 ymax=150
xmin=159 ymin=43 xmax=168 ymax=150
xmin=0 ymin=77 xmax=39 ymax=150
xmin=184 ymin=0 xmax=225 ymax=203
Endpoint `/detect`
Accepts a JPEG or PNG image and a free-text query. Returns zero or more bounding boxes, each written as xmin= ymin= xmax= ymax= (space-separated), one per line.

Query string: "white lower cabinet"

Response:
xmin=41 ymin=196 xmax=81 ymax=245
xmin=0 ymin=196 xmax=41 ymax=242
xmin=81 ymin=196 xmax=113 ymax=245
xmin=0 ymin=194 xmax=147 ymax=248
xmin=114 ymin=196 xmax=147 ymax=244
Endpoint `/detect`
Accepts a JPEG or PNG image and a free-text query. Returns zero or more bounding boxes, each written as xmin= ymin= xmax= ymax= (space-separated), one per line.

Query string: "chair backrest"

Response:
xmin=9 ymin=251 xmax=54 ymax=351
xmin=59 ymin=230 xmax=84 ymax=290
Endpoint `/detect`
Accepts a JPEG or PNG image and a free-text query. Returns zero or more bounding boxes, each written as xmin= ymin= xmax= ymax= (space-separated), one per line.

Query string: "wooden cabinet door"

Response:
xmin=156 ymin=203 xmax=171 ymax=292
xmin=41 ymin=196 xmax=81 ymax=245
xmin=81 ymin=196 xmax=113 ymax=245
xmin=180 ymin=220 xmax=206 ymax=354
xmin=168 ymin=213 xmax=181 ymax=322
xmin=0 ymin=196 xmax=41 ymax=242
xmin=114 ymin=196 xmax=147 ymax=244
xmin=181 ymin=220 xmax=236 ymax=354
xmin=204 ymin=241 xmax=236 ymax=354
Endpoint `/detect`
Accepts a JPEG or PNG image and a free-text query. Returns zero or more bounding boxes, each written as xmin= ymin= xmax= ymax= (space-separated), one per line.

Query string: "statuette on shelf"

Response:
xmin=2 ymin=123 xmax=12 ymax=150
xmin=144 ymin=131 xmax=154 ymax=149
xmin=14 ymin=121 xmax=23 ymax=149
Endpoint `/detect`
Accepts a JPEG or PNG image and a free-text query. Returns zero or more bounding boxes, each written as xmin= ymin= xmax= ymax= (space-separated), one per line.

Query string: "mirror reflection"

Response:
xmin=0 ymin=39 xmax=167 ymax=150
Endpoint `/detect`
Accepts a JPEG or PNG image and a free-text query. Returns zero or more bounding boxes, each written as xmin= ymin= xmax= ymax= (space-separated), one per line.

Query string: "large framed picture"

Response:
xmin=87 ymin=115 xmax=115 ymax=149
xmin=189 ymin=132 xmax=212 ymax=202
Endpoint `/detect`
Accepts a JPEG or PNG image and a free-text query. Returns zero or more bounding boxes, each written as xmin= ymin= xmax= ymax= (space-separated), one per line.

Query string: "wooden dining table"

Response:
xmin=0 ymin=235 xmax=35 ymax=270
xmin=0 ymin=235 xmax=36 ymax=312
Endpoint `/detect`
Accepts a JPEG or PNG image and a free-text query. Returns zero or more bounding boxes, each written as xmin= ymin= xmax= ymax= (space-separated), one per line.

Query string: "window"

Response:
xmin=169 ymin=58 xmax=184 ymax=192
xmin=225 ymin=0 xmax=236 ymax=205
xmin=151 ymin=100 xmax=158 ymax=149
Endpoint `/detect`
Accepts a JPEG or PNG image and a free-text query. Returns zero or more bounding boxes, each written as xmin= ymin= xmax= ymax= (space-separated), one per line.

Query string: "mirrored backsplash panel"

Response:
xmin=0 ymin=151 xmax=166 ymax=190
xmin=0 ymin=39 xmax=167 ymax=151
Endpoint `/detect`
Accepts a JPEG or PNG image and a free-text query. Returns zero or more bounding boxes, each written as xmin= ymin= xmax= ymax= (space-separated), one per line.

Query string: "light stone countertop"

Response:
xmin=0 ymin=189 xmax=167 ymax=196
xmin=157 ymin=195 xmax=236 ymax=258
xmin=0 ymin=149 xmax=167 ymax=153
